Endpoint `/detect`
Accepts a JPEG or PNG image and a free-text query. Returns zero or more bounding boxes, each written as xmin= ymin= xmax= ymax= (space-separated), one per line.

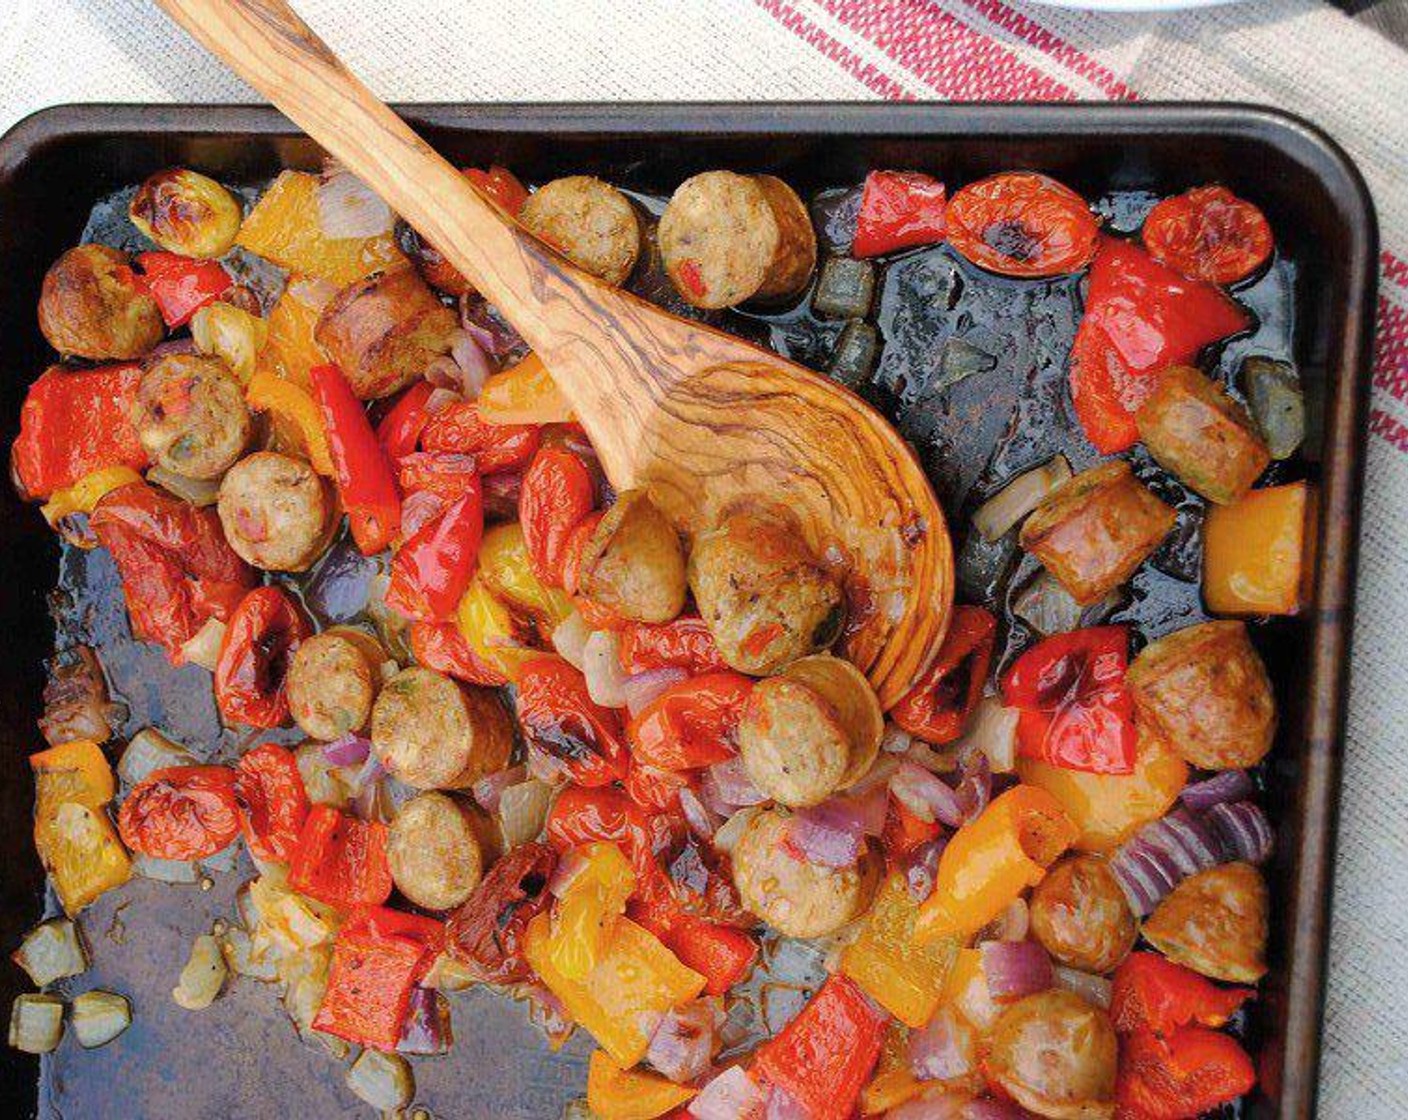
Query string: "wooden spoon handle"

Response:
xmin=154 ymin=0 xmax=558 ymax=343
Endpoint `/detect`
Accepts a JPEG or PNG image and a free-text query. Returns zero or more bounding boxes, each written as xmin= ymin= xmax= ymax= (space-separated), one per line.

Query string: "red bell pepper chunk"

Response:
xmin=287 ymin=804 xmax=392 ymax=909
xmin=310 ymin=363 xmax=402 ymax=554
xmin=409 ymin=620 xmax=509 ymax=687
xmin=13 ymin=364 xmax=149 ymax=499
xmin=630 ymin=893 xmax=757 ymax=997
xmin=345 ymin=904 xmax=446 ymax=975
xmin=385 ymin=479 xmax=484 ymax=622
xmin=214 ymin=586 xmax=312 ymax=728
xmin=617 ymin=616 xmax=729 ymax=675
xmin=516 ymin=657 xmax=628 ymax=787
xmin=420 ymin=400 xmax=541 ymax=473
xmin=626 ymin=672 xmax=754 ymax=772
xmin=1070 ymin=236 xmax=1250 ymax=454
xmin=234 ymin=742 xmax=310 ymax=864
xmin=881 ymin=797 xmax=943 ymax=864
xmin=90 ymin=480 xmax=255 ymax=661
xmin=624 ymin=760 xmax=696 ymax=813
xmin=464 ymin=165 xmax=530 ymax=216
xmin=546 ymin=785 xmax=676 ymax=872
xmin=1002 ymin=625 xmax=1136 ymax=776
xmin=1116 ymin=1026 xmax=1256 ymax=1120
xmin=313 ymin=915 xmax=429 ymax=1051
xmin=375 ymin=379 xmax=435 ymax=465
xmin=852 ymin=170 xmax=947 ymax=258
xmin=753 ymin=974 xmax=889 ymax=1120
xmin=1110 ymin=953 xmax=1254 ymax=1037
xmin=133 ymin=251 xmax=232 ymax=328
xmin=890 ymin=605 xmax=997 ymax=744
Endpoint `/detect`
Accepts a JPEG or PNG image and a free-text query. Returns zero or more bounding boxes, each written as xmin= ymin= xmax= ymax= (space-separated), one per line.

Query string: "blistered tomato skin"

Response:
xmin=945 ymin=172 xmax=1099 ymax=278
xmin=119 ymin=765 xmax=242 ymax=861
xmin=1142 ymin=185 xmax=1273 ymax=286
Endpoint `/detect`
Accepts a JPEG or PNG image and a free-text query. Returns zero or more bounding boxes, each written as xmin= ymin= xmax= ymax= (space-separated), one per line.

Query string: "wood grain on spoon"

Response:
xmin=154 ymin=0 xmax=953 ymax=706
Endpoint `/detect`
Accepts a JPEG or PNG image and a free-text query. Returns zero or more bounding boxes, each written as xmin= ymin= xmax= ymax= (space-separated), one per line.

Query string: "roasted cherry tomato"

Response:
xmin=560 ymin=510 xmax=605 ymax=599
xmin=1002 ymin=625 xmax=1136 ymax=776
xmin=1116 ymin=1026 xmax=1256 ymax=1120
xmin=421 ymin=400 xmax=542 ymax=473
xmin=118 ymin=765 xmax=241 ymax=861
xmin=375 ymin=379 xmax=435 ymax=465
xmin=852 ymin=170 xmax=947 ymax=258
xmin=234 ymin=742 xmax=310 ymax=864
xmin=1111 ymin=952 xmax=1254 ymax=1037
xmin=133 ymin=251 xmax=232 ymax=327
xmin=890 ymin=605 xmax=997 ymax=744
xmin=945 ymin=172 xmax=1099 ymax=278
xmin=13 ymin=364 xmax=149 ymax=500
xmin=626 ymin=672 xmax=754 ymax=771
xmin=624 ymin=760 xmax=696 ymax=813
xmin=397 ymin=450 xmax=479 ymax=501
xmin=287 ymin=804 xmax=392 ymax=909
xmin=546 ymin=785 xmax=677 ymax=869
xmin=1070 ymin=236 xmax=1250 ymax=453
xmin=409 ymin=620 xmax=509 ymax=687
xmin=519 ymin=447 xmax=595 ymax=586
xmin=91 ymin=481 xmax=255 ymax=662
xmin=385 ymin=479 xmax=484 ymax=622
xmin=214 ymin=586 xmax=312 ymax=729
xmin=311 ymin=362 xmax=402 ymax=554
xmin=617 ymin=615 xmax=729 ymax=675
xmin=516 ymin=657 xmax=627 ymax=786
xmin=1141 ymin=186 xmax=1273 ymax=286
xmin=445 ymin=841 xmax=557 ymax=983
xmin=465 ymin=165 xmax=530 ymax=216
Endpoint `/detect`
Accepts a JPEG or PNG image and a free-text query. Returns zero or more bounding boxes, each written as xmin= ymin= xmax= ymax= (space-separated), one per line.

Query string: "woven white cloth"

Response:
xmin=3 ymin=1 xmax=1407 ymax=1115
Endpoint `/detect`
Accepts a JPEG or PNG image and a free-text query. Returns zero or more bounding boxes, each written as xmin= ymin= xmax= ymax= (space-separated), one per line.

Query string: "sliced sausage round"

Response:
xmin=578 ymin=488 xmax=686 ymax=623
xmin=217 ymin=451 xmax=336 ymax=572
xmin=286 ymin=628 xmax=385 ymax=742
xmin=132 ymin=353 xmax=252 ymax=480
xmin=387 ymin=791 xmax=485 ymax=911
xmin=371 ymin=666 xmax=514 ymax=790
xmin=520 ymin=176 xmax=642 ymax=287
xmin=38 ymin=244 xmax=164 ymax=360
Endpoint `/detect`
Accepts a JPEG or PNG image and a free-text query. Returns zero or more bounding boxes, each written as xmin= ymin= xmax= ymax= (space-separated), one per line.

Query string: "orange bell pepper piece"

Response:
xmin=586 ymin=1049 xmax=697 ymax=1120
xmin=524 ymin=912 xmax=705 ymax=1067
xmin=1203 ymin=481 xmax=1313 ymax=615
xmin=35 ymin=803 xmax=131 ymax=917
xmin=862 ymin=1023 xmax=926 ymax=1115
xmin=476 ymin=352 xmax=574 ymax=425
xmin=246 ymin=368 xmax=335 ymax=476
xmin=31 ymin=740 xmax=116 ymax=820
xmin=842 ymin=872 xmax=958 ymax=1028
xmin=914 ymin=785 xmax=1077 ymax=943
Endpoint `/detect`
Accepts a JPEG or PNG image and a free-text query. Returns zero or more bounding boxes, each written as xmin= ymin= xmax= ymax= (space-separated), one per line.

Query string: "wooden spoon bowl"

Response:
xmin=155 ymin=0 xmax=953 ymax=705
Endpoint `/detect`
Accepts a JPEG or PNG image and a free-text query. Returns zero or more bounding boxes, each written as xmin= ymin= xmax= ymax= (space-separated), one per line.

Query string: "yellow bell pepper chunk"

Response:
xmin=31 ymin=740 xmax=116 ymax=820
xmin=236 ymin=171 xmax=405 ymax=286
xmin=525 ymin=913 xmax=705 ymax=1067
xmin=586 ymin=1049 xmax=697 ymax=1120
xmin=35 ymin=802 xmax=131 ymax=917
xmin=479 ymin=522 xmax=576 ymax=630
xmin=550 ymin=842 xmax=636 ymax=981
xmin=915 ymin=786 xmax=1077 ymax=944
xmin=259 ymin=276 xmax=333 ymax=391
xmin=455 ymin=577 xmax=542 ymax=683
xmin=40 ymin=467 xmax=144 ymax=546
xmin=1203 ymin=481 xmax=1313 ymax=615
xmin=861 ymin=1022 xmax=925 ymax=1115
xmin=246 ymin=368 xmax=335 ymax=476
xmin=842 ymin=873 xmax=958 ymax=1028
xmin=1017 ymin=731 xmax=1187 ymax=853
xmin=477 ymin=353 xmax=574 ymax=425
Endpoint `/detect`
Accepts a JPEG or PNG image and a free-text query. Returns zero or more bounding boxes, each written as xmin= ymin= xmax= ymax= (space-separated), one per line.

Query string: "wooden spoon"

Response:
xmin=156 ymin=0 xmax=953 ymax=706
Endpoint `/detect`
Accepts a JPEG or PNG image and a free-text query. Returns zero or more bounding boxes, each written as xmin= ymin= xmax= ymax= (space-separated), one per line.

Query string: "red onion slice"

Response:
xmin=881 ymin=723 xmax=914 ymax=754
xmin=1053 ymin=965 xmax=1112 ymax=1009
xmin=964 ymin=1100 xmax=1038 ymax=1120
xmin=908 ymin=1004 xmax=977 ymax=1081
xmin=449 ymin=329 xmax=492 ymax=399
xmin=886 ymin=1094 xmax=977 ymax=1120
xmin=322 ymin=732 xmax=372 ymax=768
xmin=702 ymin=758 xmax=767 ymax=814
xmin=891 ymin=762 xmax=966 ymax=827
xmin=472 ymin=764 xmax=528 ymax=814
xmin=980 ymin=940 xmax=1053 ymax=1002
xmin=646 ymin=1000 xmax=719 ymax=1084
xmin=1109 ymin=807 xmax=1224 ymax=916
xmin=317 ymin=162 xmax=393 ymax=239
xmin=903 ymin=836 xmax=946 ymax=902
xmin=424 ymin=386 xmax=462 ymax=416
xmin=551 ymin=611 xmax=592 ymax=671
xmin=955 ymin=750 xmax=992 ymax=824
xmin=397 ymin=986 xmax=452 ymax=1055
xmin=689 ymin=1065 xmax=766 ymax=1120
xmin=783 ymin=804 xmax=866 ymax=868
xmin=1207 ymin=800 xmax=1274 ymax=865
xmin=623 ymin=667 xmax=690 ymax=718
xmin=1180 ymin=769 xmax=1255 ymax=811
xmin=678 ymin=787 xmax=721 ymax=841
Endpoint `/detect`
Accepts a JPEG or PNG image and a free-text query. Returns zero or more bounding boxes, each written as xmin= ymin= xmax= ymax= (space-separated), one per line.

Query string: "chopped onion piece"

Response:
xmin=712 ymin=806 xmax=763 ymax=856
xmin=963 ymin=1100 xmax=1036 ymax=1120
xmin=179 ymin=617 xmax=227 ymax=670
xmin=880 ymin=722 xmax=914 ymax=754
xmin=951 ymin=697 xmax=1019 ymax=774
xmin=71 ymin=990 xmax=131 ymax=1049
xmin=472 ymin=763 xmax=528 ymax=814
xmin=133 ymin=854 xmax=200 ymax=884
xmin=689 ymin=1065 xmax=766 ymax=1120
xmin=1053 ymin=965 xmax=1113 ymax=1009
xmin=1207 ymin=800 xmax=1274 ymax=865
xmin=172 ymin=934 xmax=227 ymax=1011
xmin=886 ymin=1093 xmax=976 ymax=1120
xmin=423 ymin=951 xmax=478 ymax=992
xmin=623 ymin=668 xmax=690 ymax=718
xmin=296 ymin=741 xmax=354 ymax=809
xmin=980 ymin=939 xmax=1053 ymax=1001
xmin=1109 ymin=809 xmax=1222 ymax=917
xmin=425 ymin=385 xmax=462 ymax=415
xmin=8 ymin=994 xmax=63 ymax=1054
xmin=973 ymin=456 xmax=1071 ymax=542
xmin=647 ymin=999 xmax=719 ymax=1083
xmin=784 ymin=803 xmax=865 ymax=868
xmin=679 ymin=786 xmax=721 ymax=840
xmin=908 ymin=1004 xmax=977 ymax=1081
xmin=979 ymin=898 xmax=1029 ymax=943
xmin=551 ymin=611 xmax=592 ymax=670
xmin=12 ymin=919 xmax=88 ymax=987
xmin=147 ymin=465 xmax=222 ymax=508
xmin=119 ymin=727 xmax=194 ymax=787
xmin=891 ymin=762 xmax=965 ymax=827
xmin=317 ymin=162 xmax=393 ymax=238
xmin=702 ymin=757 xmax=767 ymax=814
xmin=1181 ymin=771 xmax=1256 ymax=812
xmin=582 ymin=630 xmax=628 ymax=709
xmin=220 ymin=927 xmax=279 ymax=983
xmin=526 ymin=743 xmax=572 ymax=787
xmin=346 ymin=1048 xmax=415 ymax=1111
xmin=398 ymin=986 xmax=453 ymax=1055
xmin=903 ymin=837 xmax=946 ymax=903
xmin=449 ymin=328 xmax=493 ymax=399
xmin=498 ymin=779 xmax=553 ymax=849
